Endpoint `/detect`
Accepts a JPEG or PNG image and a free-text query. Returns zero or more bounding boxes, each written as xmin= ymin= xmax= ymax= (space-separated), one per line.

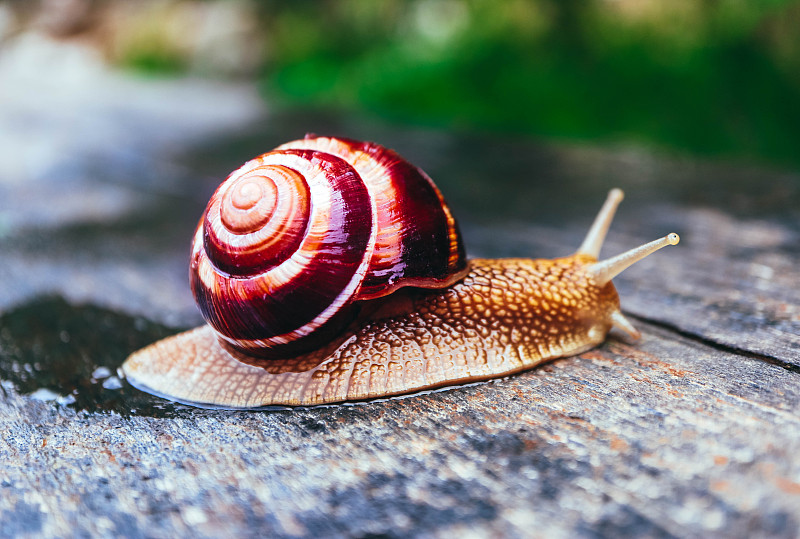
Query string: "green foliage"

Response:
xmin=261 ymin=0 xmax=800 ymax=169
xmin=120 ymin=49 xmax=187 ymax=75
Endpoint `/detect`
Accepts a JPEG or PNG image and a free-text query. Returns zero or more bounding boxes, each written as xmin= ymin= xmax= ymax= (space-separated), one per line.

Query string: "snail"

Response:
xmin=121 ymin=135 xmax=679 ymax=409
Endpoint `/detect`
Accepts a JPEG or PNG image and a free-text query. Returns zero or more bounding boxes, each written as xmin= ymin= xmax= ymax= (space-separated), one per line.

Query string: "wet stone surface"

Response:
xmin=0 ymin=297 xmax=188 ymax=416
xmin=2 ymin=41 xmax=800 ymax=538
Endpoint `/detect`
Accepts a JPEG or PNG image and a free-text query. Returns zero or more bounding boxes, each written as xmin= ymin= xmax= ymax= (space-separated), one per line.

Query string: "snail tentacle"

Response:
xmin=587 ymin=233 xmax=680 ymax=286
xmin=577 ymin=188 xmax=624 ymax=258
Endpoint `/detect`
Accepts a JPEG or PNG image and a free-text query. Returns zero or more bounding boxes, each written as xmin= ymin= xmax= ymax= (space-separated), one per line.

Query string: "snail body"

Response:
xmin=122 ymin=136 xmax=679 ymax=409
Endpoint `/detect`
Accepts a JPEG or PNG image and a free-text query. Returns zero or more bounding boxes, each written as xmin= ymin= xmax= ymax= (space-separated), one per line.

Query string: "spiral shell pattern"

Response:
xmin=191 ymin=136 xmax=467 ymax=358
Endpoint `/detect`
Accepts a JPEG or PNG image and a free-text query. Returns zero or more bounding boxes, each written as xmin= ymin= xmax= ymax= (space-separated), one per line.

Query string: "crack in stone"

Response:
xmin=627 ymin=313 xmax=800 ymax=375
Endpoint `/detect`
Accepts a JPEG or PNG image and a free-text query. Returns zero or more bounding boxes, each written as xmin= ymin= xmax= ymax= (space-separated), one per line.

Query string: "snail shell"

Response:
xmin=122 ymin=137 xmax=679 ymax=409
xmin=191 ymin=135 xmax=467 ymax=359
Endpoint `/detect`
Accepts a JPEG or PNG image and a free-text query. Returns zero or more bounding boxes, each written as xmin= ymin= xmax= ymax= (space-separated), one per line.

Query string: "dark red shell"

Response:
xmin=190 ymin=135 xmax=467 ymax=358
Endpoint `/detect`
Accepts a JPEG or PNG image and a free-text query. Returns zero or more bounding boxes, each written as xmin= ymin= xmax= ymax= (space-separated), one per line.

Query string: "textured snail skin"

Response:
xmin=123 ymin=256 xmax=620 ymax=408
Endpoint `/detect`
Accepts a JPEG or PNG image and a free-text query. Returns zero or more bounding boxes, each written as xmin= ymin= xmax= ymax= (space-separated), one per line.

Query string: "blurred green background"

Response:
xmin=258 ymin=0 xmax=800 ymax=171
xmin=13 ymin=0 xmax=800 ymax=171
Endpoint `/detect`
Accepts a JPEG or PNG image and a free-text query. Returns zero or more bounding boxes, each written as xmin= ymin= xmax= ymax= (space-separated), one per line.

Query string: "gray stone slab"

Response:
xmin=1 ymin=319 xmax=798 ymax=537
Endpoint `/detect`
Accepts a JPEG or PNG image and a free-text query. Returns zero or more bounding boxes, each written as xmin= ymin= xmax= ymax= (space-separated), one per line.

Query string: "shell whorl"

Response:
xmin=190 ymin=136 xmax=467 ymax=358
xmin=204 ymin=163 xmax=311 ymax=275
xmin=276 ymin=136 xmax=467 ymax=299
